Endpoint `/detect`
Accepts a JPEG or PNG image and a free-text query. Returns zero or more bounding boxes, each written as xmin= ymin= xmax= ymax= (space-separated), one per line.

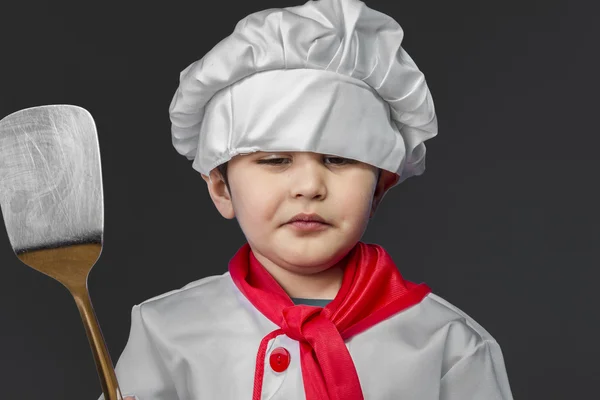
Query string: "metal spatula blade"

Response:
xmin=0 ymin=105 xmax=123 ymax=400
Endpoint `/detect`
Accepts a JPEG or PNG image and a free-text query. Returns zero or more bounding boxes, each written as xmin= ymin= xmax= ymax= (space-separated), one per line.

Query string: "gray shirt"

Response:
xmin=290 ymin=298 xmax=332 ymax=307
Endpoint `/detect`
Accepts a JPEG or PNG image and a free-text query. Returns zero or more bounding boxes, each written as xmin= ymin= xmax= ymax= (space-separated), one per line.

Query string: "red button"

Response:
xmin=269 ymin=347 xmax=291 ymax=372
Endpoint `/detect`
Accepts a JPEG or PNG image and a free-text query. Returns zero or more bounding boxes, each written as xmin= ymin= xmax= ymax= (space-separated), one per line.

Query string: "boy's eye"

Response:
xmin=256 ymin=158 xmax=290 ymax=165
xmin=324 ymin=157 xmax=355 ymax=165
xmin=256 ymin=156 xmax=357 ymax=166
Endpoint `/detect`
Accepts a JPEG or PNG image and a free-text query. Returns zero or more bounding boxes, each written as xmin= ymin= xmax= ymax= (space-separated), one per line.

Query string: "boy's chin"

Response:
xmin=272 ymin=240 xmax=356 ymax=270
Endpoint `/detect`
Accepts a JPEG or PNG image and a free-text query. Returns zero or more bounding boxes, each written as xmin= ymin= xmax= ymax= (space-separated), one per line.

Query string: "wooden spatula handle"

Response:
xmin=72 ymin=285 xmax=123 ymax=400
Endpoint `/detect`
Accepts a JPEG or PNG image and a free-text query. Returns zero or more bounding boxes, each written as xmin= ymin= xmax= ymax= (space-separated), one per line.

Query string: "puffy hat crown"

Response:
xmin=169 ymin=0 xmax=437 ymax=185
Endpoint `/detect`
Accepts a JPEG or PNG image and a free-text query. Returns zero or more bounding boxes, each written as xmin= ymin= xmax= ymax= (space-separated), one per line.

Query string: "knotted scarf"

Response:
xmin=228 ymin=241 xmax=432 ymax=400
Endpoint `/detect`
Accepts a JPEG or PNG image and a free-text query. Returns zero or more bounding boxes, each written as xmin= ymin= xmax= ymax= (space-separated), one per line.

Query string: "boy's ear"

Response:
xmin=201 ymin=170 xmax=235 ymax=219
xmin=370 ymin=170 xmax=400 ymax=218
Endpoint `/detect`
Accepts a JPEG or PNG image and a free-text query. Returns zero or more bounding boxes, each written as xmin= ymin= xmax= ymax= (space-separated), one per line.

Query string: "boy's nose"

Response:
xmin=289 ymin=162 xmax=327 ymax=200
xmin=292 ymin=177 xmax=327 ymax=200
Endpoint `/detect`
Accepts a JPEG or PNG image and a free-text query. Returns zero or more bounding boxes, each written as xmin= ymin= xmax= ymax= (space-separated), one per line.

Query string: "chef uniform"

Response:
xmin=99 ymin=0 xmax=514 ymax=399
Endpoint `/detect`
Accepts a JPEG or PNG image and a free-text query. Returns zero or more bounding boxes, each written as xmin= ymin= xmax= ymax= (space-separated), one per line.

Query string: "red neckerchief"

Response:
xmin=228 ymin=241 xmax=432 ymax=400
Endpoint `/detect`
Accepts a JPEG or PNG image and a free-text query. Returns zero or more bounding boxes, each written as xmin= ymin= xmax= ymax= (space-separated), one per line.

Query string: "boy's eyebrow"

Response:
xmin=253 ymin=151 xmax=289 ymax=157
xmin=247 ymin=151 xmax=271 ymax=158
xmin=252 ymin=152 xmax=346 ymax=158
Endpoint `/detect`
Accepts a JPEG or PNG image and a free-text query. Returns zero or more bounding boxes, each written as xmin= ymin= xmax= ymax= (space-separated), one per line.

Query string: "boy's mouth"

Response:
xmin=286 ymin=213 xmax=329 ymax=225
xmin=286 ymin=220 xmax=330 ymax=233
xmin=283 ymin=213 xmax=331 ymax=232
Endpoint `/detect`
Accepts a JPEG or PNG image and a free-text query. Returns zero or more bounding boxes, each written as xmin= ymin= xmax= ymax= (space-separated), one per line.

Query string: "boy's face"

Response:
xmin=202 ymin=151 xmax=398 ymax=277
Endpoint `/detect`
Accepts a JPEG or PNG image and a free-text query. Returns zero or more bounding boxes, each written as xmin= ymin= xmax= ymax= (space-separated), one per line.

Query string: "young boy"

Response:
xmin=102 ymin=0 xmax=514 ymax=399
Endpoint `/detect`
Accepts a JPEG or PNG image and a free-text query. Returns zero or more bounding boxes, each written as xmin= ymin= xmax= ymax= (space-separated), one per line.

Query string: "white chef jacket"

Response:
xmin=97 ymin=272 xmax=514 ymax=400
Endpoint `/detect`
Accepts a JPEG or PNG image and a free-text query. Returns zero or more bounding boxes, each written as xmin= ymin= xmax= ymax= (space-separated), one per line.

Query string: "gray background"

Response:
xmin=1 ymin=0 xmax=597 ymax=399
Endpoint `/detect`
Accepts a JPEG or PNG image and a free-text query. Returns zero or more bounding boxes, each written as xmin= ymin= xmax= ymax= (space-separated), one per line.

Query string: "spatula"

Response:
xmin=0 ymin=105 xmax=123 ymax=400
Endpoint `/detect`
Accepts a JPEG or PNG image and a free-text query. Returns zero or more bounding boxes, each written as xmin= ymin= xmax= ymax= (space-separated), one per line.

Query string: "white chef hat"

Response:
xmin=169 ymin=0 xmax=438 ymax=186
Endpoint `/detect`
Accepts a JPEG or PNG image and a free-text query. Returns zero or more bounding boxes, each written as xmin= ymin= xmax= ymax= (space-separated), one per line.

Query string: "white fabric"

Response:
xmin=169 ymin=0 xmax=438 ymax=185
xmin=97 ymin=273 xmax=514 ymax=400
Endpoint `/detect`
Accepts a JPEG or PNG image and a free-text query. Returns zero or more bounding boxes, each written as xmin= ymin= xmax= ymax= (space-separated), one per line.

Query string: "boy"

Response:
xmin=103 ymin=0 xmax=514 ymax=399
